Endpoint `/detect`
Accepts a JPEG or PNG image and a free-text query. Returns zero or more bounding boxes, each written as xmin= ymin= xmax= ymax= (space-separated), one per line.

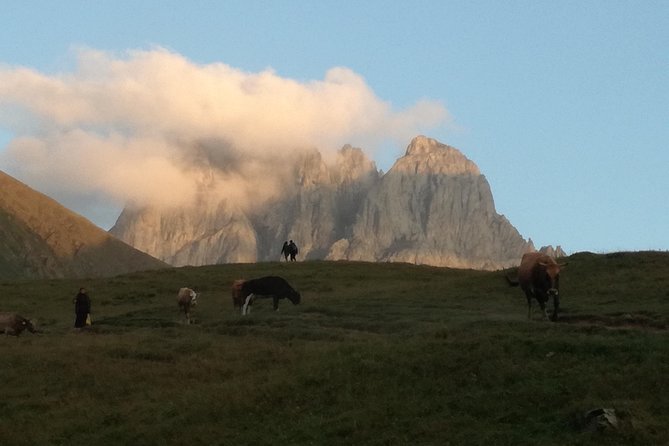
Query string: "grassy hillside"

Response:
xmin=1 ymin=252 xmax=668 ymax=445
xmin=0 ymin=170 xmax=168 ymax=280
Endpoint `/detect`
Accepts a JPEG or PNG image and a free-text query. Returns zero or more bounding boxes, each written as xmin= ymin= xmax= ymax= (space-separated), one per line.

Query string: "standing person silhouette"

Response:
xmin=281 ymin=241 xmax=290 ymax=261
xmin=288 ymin=240 xmax=298 ymax=262
xmin=73 ymin=287 xmax=91 ymax=329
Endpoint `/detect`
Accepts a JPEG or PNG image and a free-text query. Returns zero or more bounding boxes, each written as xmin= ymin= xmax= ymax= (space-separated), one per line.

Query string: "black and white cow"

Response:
xmin=232 ymin=276 xmax=301 ymax=315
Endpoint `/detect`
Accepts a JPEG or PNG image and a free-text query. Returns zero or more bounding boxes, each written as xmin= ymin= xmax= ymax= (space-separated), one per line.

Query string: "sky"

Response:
xmin=0 ymin=1 xmax=667 ymax=254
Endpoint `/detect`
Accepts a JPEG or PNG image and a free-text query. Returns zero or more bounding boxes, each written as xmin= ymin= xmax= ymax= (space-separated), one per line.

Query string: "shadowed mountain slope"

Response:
xmin=0 ymin=170 xmax=169 ymax=280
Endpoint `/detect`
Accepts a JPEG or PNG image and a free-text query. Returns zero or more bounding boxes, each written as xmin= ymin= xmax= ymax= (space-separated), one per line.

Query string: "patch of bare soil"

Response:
xmin=558 ymin=312 xmax=668 ymax=332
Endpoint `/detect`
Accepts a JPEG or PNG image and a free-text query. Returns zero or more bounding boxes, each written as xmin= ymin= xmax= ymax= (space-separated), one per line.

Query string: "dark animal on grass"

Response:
xmin=177 ymin=287 xmax=198 ymax=324
xmin=507 ymin=252 xmax=567 ymax=321
xmin=233 ymin=276 xmax=301 ymax=315
xmin=0 ymin=312 xmax=37 ymax=336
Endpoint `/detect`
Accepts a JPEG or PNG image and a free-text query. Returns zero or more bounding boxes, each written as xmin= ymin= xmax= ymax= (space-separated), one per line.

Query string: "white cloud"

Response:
xmin=0 ymin=47 xmax=450 ymax=223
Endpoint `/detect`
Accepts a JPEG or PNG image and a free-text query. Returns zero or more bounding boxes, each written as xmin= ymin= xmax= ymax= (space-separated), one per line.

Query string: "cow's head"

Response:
xmin=287 ymin=290 xmax=301 ymax=305
xmin=190 ymin=290 xmax=198 ymax=306
xmin=539 ymin=261 xmax=567 ymax=297
xmin=231 ymin=280 xmax=245 ymax=308
xmin=20 ymin=318 xmax=36 ymax=334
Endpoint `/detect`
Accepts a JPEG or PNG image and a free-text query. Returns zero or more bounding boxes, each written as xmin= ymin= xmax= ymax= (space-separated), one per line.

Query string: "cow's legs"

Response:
xmin=551 ymin=295 xmax=560 ymax=321
xmin=538 ymin=300 xmax=549 ymax=320
xmin=242 ymin=294 xmax=255 ymax=315
xmin=525 ymin=291 xmax=534 ymax=319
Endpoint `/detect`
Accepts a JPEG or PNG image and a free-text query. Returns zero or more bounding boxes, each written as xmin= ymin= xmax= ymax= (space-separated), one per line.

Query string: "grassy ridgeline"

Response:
xmin=1 ymin=253 xmax=668 ymax=445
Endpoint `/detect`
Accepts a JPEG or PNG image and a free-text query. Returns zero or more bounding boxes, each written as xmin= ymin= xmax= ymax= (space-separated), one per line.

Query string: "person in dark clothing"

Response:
xmin=281 ymin=241 xmax=290 ymax=261
xmin=73 ymin=287 xmax=91 ymax=328
xmin=288 ymin=240 xmax=298 ymax=262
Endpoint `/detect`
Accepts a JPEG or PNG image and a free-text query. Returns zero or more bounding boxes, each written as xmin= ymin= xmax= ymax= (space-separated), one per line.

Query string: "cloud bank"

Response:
xmin=0 ymin=48 xmax=449 ymax=222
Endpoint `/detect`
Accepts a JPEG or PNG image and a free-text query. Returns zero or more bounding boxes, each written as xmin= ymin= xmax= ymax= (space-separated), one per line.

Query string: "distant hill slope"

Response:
xmin=0 ymin=170 xmax=169 ymax=279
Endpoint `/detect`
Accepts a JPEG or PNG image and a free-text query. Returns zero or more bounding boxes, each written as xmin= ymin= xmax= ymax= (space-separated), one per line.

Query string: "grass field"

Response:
xmin=1 ymin=252 xmax=668 ymax=445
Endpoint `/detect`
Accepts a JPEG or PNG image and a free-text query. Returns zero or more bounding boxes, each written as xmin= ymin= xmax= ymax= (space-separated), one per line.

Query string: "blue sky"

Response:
xmin=0 ymin=1 xmax=667 ymax=254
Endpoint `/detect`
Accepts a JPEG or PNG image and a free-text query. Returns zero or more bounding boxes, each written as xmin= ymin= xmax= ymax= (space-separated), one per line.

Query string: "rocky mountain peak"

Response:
xmin=296 ymin=150 xmax=330 ymax=187
xmin=396 ymin=135 xmax=480 ymax=176
xmin=404 ymin=135 xmax=442 ymax=156
xmin=337 ymin=144 xmax=375 ymax=170
xmin=332 ymin=145 xmax=379 ymax=184
xmin=539 ymin=245 xmax=567 ymax=258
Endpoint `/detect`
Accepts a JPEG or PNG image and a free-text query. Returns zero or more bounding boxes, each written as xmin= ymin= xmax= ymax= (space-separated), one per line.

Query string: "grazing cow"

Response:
xmin=177 ymin=287 xmax=198 ymax=324
xmin=509 ymin=252 xmax=567 ymax=321
xmin=0 ymin=312 xmax=37 ymax=336
xmin=233 ymin=276 xmax=301 ymax=315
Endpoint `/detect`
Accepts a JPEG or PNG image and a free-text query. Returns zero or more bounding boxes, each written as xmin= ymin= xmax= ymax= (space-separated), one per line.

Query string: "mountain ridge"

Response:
xmin=110 ymin=136 xmax=544 ymax=269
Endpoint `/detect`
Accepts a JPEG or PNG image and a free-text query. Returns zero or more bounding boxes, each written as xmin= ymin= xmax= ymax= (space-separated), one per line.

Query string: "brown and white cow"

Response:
xmin=0 ymin=312 xmax=37 ymax=336
xmin=232 ymin=276 xmax=301 ymax=315
xmin=231 ymin=279 xmax=246 ymax=310
xmin=177 ymin=287 xmax=198 ymax=324
xmin=511 ymin=252 xmax=567 ymax=321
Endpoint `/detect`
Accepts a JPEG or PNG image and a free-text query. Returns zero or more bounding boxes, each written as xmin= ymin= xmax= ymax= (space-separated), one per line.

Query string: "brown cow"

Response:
xmin=511 ymin=252 xmax=567 ymax=321
xmin=177 ymin=287 xmax=198 ymax=324
xmin=0 ymin=312 xmax=37 ymax=336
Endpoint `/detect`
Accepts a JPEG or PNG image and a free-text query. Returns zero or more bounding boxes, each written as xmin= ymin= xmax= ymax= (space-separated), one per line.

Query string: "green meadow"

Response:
xmin=1 ymin=252 xmax=668 ymax=445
